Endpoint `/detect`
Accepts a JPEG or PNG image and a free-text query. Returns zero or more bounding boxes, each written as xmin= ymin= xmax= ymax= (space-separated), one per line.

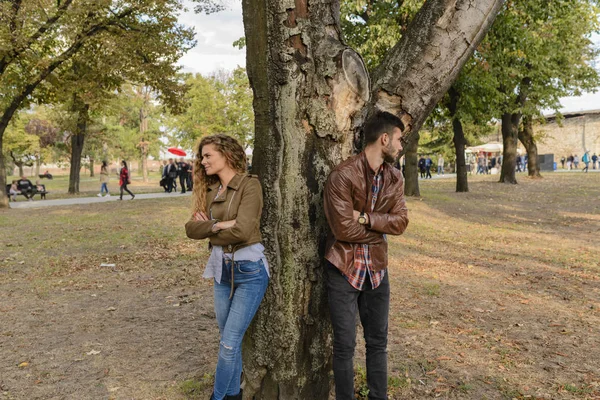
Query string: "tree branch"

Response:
xmin=0 ymin=7 xmax=138 ymax=137
xmin=0 ymin=0 xmax=75 ymax=76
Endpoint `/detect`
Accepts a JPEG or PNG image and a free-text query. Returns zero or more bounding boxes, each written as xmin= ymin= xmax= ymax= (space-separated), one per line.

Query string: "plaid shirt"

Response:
xmin=343 ymin=165 xmax=386 ymax=290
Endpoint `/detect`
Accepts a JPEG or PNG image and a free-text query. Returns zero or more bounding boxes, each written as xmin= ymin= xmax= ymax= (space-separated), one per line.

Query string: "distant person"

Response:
xmin=418 ymin=155 xmax=426 ymax=178
xmin=437 ymin=155 xmax=445 ymax=175
xmin=477 ymin=154 xmax=485 ymax=174
xmin=17 ymin=176 xmax=34 ymax=201
xmin=574 ymin=154 xmax=579 ymax=169
xmin=567 ymin=154 xmax=574 ymax=170
xmin=560 ymin=156 xmax=566 ymax=169
xmin=39 ymin=170 xmax=53 ymax=179
xmin=9 ymin=180 xmax=18 ymax=202
xmin=177 ymin=157 xmax=190 ymax=194
xmin=425 ymin=156 xmax=432 ymax=179
xmin=165 ymin=158 xmax=177 ymax=193
xmin=118 ymin=161 xmax=135 ymax=200
xmin=187 ymin=161 xmax=193 ymax=191
xmin=98 ymin=161 xmax=110 ymax=197
xmin=582 ymin=152 xmax=590 ymax=173
xmin=35 ymin=180 xmax=46 ymax=200
xmin=516 ymin=155 xmax=523 ymax=172
xmin=491 ymin=156 xmax=497 ymax=170
xmin=592 ymin=153 xmax=598 ymax=170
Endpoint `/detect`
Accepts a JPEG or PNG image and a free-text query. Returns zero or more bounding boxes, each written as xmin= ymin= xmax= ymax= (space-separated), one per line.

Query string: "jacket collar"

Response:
xmin=207 ymin=173 xmax=245 ymax=192
xmin=359 ymin=151 xmax=398 ymax=185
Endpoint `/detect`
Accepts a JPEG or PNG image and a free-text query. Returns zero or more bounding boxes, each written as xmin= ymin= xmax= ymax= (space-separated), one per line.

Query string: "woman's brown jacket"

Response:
xmin=185 ymin=173 xmax=263 ymax=252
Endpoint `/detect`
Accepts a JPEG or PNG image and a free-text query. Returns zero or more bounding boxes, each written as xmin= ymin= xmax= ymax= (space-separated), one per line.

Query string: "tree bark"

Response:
xmin=518 ymin=116 xmax=541 ymax=178
xmin=448 ymin=86 xmax=468 ymax=192
xmin=139 ymin=99 xmax=149 ymax=182
xmin=499 ymin=112 xmax=520 ymax=184
xmin=242 ymin=0 xmax=504 ymax=396
xmin=89 ymin=158 xmax=95 ymax=177
xmin=0 ymin=135 xmax=6 ymax=207
xmin=68 ymin=99 xmax=89 ymax=194
xmin=404 ymin=132 xmax=420 ymax=197
xmin=35 ymin=155 xmax=41 ymax=178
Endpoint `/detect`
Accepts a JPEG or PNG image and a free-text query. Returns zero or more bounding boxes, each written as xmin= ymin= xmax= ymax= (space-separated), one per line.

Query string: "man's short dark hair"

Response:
xmin=363 ymin=111 xmax=405 ymax=145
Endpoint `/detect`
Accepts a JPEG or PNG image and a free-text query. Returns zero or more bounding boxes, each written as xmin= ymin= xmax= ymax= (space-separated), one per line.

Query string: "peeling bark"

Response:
xmin=518 ymin=116 xmax=541 ymax=178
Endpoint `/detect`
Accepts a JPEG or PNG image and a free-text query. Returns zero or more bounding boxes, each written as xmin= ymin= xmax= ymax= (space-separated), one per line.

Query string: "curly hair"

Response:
xmin=192 ymin=134 xmax=247 ymax=214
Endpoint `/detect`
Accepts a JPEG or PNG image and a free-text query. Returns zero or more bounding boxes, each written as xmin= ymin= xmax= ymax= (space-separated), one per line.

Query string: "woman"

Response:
xmin=98 ymin=161 xmax=110 ymax=197
xmin=185 ymin=134 xmax=269 ymax=400
xmin=118 ymin=161 xmax=135 ymax=200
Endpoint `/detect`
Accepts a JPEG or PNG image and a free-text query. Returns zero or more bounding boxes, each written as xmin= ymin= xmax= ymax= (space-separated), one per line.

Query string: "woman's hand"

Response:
xmin=213 ymin=219 xmax=236 ymax=232
xmin=193 ymin=211 xmax=208 ymax=221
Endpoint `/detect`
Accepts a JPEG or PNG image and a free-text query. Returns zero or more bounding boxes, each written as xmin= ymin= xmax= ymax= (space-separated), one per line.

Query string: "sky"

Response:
xmin=177 ymin=2 xmax=600 ymax=114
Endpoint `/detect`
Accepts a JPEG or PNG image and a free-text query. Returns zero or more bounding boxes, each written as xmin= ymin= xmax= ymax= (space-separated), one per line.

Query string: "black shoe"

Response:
xmin=131 ymin=194 xmax=135 ymax=200
xmin=225 ymin=389 xmax=243 ymax=400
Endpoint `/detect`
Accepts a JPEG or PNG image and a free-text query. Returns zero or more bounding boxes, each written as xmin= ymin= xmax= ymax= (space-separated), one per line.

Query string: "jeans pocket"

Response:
xmin=236 ymin=260 xmax=262 ymax=275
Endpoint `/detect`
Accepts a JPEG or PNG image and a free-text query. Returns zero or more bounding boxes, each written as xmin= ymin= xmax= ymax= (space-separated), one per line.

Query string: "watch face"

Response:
xmin=358 ymin=216 xmax=367 ymax=224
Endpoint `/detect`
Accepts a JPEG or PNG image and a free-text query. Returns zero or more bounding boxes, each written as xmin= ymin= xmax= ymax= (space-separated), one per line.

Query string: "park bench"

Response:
xmin=6 ymin=184 xmax=49 ymax=201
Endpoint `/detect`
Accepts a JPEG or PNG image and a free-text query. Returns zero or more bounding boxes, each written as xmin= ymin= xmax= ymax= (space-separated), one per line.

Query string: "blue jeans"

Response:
xmin=212 ymin=259 xmax=268 ymax=399
xmin=100 ymin=183 xmax=108 ymax=194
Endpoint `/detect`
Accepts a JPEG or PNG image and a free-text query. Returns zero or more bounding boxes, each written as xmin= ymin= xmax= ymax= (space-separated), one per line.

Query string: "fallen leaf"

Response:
xmin=18 ymin=362 xmax=29 ymax=368
xmin=87 ymin=350 xmax=100 ymax=356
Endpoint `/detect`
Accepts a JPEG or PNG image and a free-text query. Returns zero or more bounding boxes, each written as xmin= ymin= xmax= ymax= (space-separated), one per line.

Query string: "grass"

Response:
xmin=1 ymin=172 xmax=600 ymax=399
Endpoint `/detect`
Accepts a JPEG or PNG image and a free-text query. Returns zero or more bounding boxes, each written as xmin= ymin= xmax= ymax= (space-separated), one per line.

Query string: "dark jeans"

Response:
xmin=178 ymin=174 xmax=187 ymax=193
xmin=120 ymin=183 xmax=134 ymax=199
xmin=326 ymin=262 xmax=390 ymax=400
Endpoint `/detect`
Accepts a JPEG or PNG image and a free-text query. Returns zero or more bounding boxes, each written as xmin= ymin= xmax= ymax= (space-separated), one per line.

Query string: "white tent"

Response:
xmin=467 ymin=142 xmax=503 ymax=153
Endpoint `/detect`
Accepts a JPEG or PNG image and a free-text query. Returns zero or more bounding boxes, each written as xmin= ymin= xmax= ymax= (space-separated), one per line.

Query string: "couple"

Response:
xmin=185 ymin=111 xmax=409 ymax=400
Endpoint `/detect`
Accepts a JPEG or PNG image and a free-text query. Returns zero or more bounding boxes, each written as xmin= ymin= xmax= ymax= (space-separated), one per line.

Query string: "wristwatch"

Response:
xmin=358 ymin=212 xmax=368 ymax=225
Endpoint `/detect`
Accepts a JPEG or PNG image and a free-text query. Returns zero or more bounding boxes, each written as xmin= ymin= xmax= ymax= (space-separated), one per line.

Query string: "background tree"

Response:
xmin=241 ymin=0 xmax=505 ymax=397
xmin=482 ymin=0 xmax=600 ymax=183
xmin=165 ymin=68 xmax=254 ymax=149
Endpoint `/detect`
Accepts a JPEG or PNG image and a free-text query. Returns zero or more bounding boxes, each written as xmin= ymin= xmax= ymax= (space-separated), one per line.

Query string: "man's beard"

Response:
xmin=383 ymin=143 xmax=398 ymax=164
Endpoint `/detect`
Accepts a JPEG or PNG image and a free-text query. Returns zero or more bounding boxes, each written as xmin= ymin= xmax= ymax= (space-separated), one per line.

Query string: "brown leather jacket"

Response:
xmin=323 ymin=152 xmax=409 ymax=274
xmin=185 ymin=173 xmax=263 ymax=253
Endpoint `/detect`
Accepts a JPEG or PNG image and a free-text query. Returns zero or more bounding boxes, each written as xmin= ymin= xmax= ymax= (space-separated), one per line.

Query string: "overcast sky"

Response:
xmin=177 ymin=2 xmax=600 ymax=114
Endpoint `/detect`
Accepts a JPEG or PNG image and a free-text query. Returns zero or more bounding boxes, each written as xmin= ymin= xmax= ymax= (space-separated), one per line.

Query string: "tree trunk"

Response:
xmin=518 ymin=116 xmax=541 ymax=178
xmin=35 ymin=155 xmax=41 ymax=178
xmin=448 ymin=87 xmax=468 ymax=192
xmin=17 ymin=163 xmax=24 ymax=178
xmin=500 ymin=112 xmax=520 ymax=184
xmin=0 ymin=134 xmax=6 ymax=208
xmin=242 ymin=0 xmax=504 ymax=396
xmin=404 ymin=132 xmax=420 ymax=197
xmin=89 ymin=158 xmax=95 ymax=177
xmin=68 ymin=100 xmax=89 ymax=194
xmin=139 ymin=96 xmax=149 ymax=182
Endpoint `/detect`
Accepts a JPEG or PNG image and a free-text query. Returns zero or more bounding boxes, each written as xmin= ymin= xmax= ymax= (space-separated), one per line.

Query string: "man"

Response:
xmin=161 ymin=160 xmax=169 ymax=192
xmin=582 ymin=151 xmax=590 ymax=173
xmin=165 ymin=158 xmax=178 ymax=193
xmin=425 ymin=156 xmax=432 ymax=179
xmin=176 ymin=157 xmax=190 ymax=193
xmin=592 ymin=153 xmax=598 ymax=170
xmin=418 ymin=155 xmax=426 ymax=178
xmin=323 ymin=111 xmax=409 ymax=400
xmin=17 ymin=176 xmax=34 ymax=201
